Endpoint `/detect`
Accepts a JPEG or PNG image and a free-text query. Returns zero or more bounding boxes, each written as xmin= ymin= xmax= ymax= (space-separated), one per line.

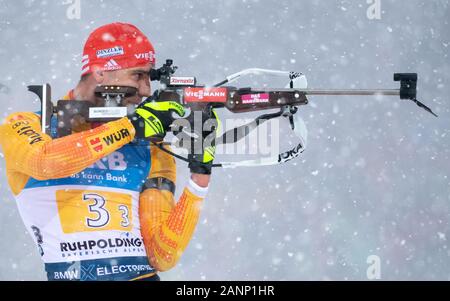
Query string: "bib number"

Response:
xmin=56 ymin=189 xmax=133 ymax=233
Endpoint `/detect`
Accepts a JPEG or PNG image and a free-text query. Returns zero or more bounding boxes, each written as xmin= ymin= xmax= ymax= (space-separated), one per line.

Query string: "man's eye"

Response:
xmin=132 ymin=74 xmax=141 ymax=81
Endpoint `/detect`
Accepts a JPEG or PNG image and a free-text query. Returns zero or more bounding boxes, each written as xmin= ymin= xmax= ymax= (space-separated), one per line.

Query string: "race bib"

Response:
xmin=55 ymin=189 xmax=133 ymax=233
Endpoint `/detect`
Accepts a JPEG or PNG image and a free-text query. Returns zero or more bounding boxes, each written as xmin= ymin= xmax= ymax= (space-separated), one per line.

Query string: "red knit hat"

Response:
xmin=81 ymin=22 xmax=155 ymax=76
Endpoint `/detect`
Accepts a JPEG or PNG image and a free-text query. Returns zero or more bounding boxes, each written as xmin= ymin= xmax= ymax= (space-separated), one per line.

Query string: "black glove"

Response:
xmin=173 ymin=106 xmax=220 ymax=175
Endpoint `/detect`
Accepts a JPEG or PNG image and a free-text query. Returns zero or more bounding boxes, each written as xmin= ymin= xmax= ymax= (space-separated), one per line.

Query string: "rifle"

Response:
xmin=28 ymin=59 xmax=437 ymax=168
xmin=146 ymin=59 xmax=437 ymax=168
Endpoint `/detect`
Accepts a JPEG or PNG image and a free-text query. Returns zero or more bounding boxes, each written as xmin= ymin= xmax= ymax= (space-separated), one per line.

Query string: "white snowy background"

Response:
xmin=0 ymin=0 xmax=449 ymax=280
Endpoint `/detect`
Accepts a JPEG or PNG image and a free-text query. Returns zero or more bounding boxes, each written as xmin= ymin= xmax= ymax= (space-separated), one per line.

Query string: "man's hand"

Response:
xmin=173 ymin=107 xmax=221 ymax=175
xmin=129 ymin=99 xmax=185 ymax=140
xmin=188 ymin=108 xmax=220 ymax=175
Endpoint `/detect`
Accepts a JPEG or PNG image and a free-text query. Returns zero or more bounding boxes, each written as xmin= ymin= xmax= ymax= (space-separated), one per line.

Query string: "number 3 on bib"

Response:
xmin=56 ymin=189 xmax=133 ymax=233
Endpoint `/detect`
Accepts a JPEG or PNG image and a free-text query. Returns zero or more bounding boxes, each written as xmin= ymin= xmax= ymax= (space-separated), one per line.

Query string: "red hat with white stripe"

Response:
xmin=81 ymin=22 xmax=155 ymax=76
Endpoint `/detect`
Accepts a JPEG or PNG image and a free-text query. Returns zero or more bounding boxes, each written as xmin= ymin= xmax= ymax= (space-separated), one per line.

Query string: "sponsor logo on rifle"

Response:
xmin=169 ymin=77 xmax=196 ymax=86
xmin=184 ymin=87 xmax=227 ymax=102
xmin=278 ymin=143 xmax=304 ymax=163
xmin=241 ymin=93 xmax=270 ymax=104
xmin=89 ymin=107 xmax=127 ymax=119
xmin=96 ymin=46 xmax=124 ymax=59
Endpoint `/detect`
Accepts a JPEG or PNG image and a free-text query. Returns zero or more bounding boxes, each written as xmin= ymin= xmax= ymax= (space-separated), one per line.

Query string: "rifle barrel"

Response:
xmin=253 ymin=88 xmax=400 ymax=96
xmin=303 ymin=89 xmax=400 ymax=96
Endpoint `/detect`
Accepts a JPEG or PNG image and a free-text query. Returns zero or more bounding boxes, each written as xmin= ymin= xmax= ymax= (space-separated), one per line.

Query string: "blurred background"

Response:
xmin=0 ymin=0 xmax=449 ymax=280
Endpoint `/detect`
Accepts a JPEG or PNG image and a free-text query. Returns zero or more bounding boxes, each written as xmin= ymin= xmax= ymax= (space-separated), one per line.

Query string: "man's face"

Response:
xmin=98 ymin=63 xmax=152 ymax=105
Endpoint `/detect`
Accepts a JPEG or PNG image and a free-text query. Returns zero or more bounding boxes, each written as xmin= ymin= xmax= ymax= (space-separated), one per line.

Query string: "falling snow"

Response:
xmin=0 ymin=0 xmax=449 ymax=281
